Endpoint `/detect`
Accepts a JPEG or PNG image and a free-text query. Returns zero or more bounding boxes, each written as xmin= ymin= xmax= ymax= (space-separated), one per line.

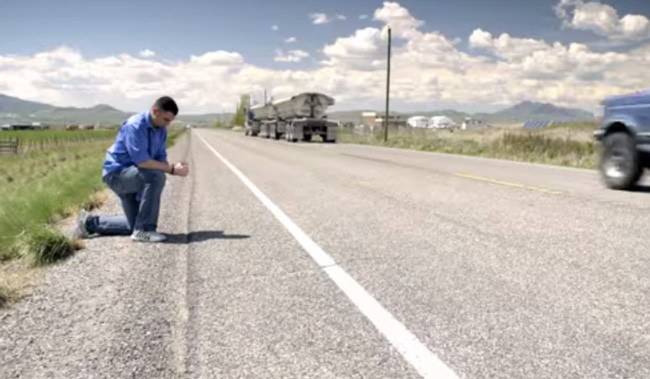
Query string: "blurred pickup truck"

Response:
xmin=594 ymin=90 xmax=650 ymax=190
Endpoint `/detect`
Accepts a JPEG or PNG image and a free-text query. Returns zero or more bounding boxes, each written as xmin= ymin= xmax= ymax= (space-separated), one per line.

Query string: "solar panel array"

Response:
xmin=522 ymin=120 xmax=558 ymax=129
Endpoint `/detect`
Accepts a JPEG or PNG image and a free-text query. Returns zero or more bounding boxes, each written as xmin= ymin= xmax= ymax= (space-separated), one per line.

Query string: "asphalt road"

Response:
xmin=1 ymin=128 xmax=648 ymax=378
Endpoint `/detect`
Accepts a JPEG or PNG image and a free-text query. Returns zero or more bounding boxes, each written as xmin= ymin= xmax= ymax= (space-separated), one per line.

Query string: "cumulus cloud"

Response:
xmin=0 ymin=46 xmax=379 ymax=113
xmin=555 ymin=0 xmax=650 ymax=41
xmin=139 ymin=49 xmax=156 ymax=58
xmin=322 ymin=28 xmax=386 ymax=70
xmin=285 ymin=37 xmax=297 ymax=43
xmin=468 ymin=28 xmax=627 ymax=78
xmin=470 ymin=29 xmax=562 ymax=60
xmin=0 ymin=47 xmax=251 ymax=112
xmin=309 ymin=13 xmax=346 ymax=25
xmin=0 ymin=1 xmax=648 ymax=114
xmin=373 ymin=1 xmax=423 ymax=38
xmin=189 ymin=51 xmax=244 ymax=66
xmin=274 ymin=49 xmax=310 ymax=62
xmin=316 ymin=1 xmax=648 ymax=110
xmin=271 ymin=25 xmax=279 ymax=31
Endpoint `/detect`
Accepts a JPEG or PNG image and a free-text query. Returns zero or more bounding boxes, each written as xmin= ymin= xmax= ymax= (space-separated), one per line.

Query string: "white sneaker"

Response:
xmin=131 ymin=230 xmax=167 ymax=243
xmin=72 ymin=210 xmax=91 ymax=239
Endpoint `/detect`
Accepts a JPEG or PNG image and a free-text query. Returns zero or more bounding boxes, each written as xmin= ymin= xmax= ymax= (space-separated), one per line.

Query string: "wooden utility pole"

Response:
xmin=384 ymin=26 xmax=392 ymax=143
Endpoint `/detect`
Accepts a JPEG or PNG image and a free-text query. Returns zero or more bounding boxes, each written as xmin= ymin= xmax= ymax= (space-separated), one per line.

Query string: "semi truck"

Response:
xmin=244 ymin=92 xmax=339 ymax=143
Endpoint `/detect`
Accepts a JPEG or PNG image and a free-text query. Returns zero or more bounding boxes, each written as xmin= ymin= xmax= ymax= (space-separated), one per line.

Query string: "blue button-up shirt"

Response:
xmin=102 ymin=111 xmax=168 ymax=177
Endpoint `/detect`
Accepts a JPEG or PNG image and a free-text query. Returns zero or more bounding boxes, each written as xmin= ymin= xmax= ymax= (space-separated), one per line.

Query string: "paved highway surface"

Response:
xmin=1 ymin=128 xmax=648 ymax=378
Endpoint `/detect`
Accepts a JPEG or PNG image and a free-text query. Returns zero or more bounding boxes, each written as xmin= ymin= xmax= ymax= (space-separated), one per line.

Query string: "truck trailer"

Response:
xmin=244 ymin=92 xmax=339 ymax=143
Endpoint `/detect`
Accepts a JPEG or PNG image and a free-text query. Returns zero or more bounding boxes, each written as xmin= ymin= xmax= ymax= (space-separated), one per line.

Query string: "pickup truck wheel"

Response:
xmin=599 ymin=132 xmax=643 ymax=190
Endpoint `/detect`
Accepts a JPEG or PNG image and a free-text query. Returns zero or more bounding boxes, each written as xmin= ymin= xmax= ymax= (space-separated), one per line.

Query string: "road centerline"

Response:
xmin=455 ymin=173 xmax=563 ymax=195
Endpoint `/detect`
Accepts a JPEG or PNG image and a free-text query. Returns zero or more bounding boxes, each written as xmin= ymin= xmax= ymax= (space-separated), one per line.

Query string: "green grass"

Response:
xmin=339 ymin=122 xmax=600 ymax=169
xmin=16 ymin=228 xmax=78 ymax=266
xmin=0 ymin=125 xmax=187 ymax=264
xmin=0 ymin=141 xmax=110 ymax=262
xmin=0 ymin=142 xmax=99 ymax=301
xmin=167 ymin=125 xmax=186 ymax=146
xmin=0 ymin=126 xmax=187 ymax=306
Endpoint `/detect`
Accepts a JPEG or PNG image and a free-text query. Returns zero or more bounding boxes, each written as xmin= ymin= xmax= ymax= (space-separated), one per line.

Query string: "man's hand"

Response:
xmin=172 ymin=162 xmax=189 ymax=177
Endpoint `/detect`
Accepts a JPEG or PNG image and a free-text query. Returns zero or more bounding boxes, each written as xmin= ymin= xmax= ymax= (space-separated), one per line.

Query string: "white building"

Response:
xmin=407 ymin=115 xmax=428 ymax=128
xmin=428 ymin=116 xmax=457 ymax=129
xmin=360 ymin=112 xmax=377 ymax=127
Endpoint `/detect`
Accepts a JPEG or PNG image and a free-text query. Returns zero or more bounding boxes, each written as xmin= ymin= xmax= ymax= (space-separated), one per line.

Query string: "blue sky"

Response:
xmin=4 ymin=0 xmax=647 ymax=66
xmin=0 ymin=0 xmax=649 ymax=113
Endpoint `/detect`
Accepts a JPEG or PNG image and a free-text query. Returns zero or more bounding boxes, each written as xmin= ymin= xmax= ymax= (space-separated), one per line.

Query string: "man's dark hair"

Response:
xmin=154 ymin=96 xmax=179 ymax=116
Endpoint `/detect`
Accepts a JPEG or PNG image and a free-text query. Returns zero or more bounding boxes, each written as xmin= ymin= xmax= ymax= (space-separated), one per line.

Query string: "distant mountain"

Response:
xmin=32 ymin=104 xmax=133 ymax=124
xmin=488 ymin=101 xmax=594 ymax=123
xmin=0 ymin=94 xmax=53 ymax=113
xmin=0 ymin=93 xmax=594 ymax=127
xmin=0 ymin=94 xmax=228 ymax=126
xmin=179 ymin=113 xmax=233 ymax=125
xmin=330 ymin=101 xmax=593 ymax=125
xmin=0 ymin=94 xmax=133 ymax=125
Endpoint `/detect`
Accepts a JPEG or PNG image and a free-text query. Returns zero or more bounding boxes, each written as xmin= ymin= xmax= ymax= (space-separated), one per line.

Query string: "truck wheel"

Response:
xmin=599 ymin=132 xmax=643 ymax=190
xmin=285 ymin=129 xmax=296 ymax=142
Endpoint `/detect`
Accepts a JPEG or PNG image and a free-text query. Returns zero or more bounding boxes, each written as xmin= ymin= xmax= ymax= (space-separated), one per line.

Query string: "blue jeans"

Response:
xmin=86 ymin=166 xmax=166 ymax=235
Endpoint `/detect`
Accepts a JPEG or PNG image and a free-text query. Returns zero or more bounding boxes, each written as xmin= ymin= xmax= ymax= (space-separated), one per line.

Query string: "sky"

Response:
xmin=0 ymin=0 xmax=649 ymax=114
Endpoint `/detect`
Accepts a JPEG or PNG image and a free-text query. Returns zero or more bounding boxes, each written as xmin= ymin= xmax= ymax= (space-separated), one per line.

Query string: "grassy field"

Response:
xmin=1 ymin=129 xmax=118 ymax=152
xmin=338 ymin=121 xmax=600 ymax=169
xmin=0 ymin=126 xmax=186 ymax=306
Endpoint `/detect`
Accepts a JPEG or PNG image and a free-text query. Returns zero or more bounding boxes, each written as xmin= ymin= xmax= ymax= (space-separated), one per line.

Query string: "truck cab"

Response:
xmin=594 ymin=90 xmax=650 ymax=190
xmin=244 ymin=109 xmax=260 ymax=136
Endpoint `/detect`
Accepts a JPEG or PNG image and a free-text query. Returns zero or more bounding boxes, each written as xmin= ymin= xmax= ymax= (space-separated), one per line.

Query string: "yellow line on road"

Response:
xmin=454 ymin=173 xmax=563 ymax=195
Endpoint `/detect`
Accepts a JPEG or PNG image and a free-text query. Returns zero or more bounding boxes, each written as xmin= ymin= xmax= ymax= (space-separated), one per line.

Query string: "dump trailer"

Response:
xmin=245 ymin=92 xmax=339 ymax=143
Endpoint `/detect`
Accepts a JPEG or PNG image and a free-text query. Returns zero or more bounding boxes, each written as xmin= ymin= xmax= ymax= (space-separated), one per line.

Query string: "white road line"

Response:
xmin=198 ymin=133 xmax=459 ymax=379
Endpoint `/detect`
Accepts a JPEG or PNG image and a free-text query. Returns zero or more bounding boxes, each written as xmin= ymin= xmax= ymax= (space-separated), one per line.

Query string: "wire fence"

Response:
xmin=0 ymin=130 xmax=117 ymax=154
